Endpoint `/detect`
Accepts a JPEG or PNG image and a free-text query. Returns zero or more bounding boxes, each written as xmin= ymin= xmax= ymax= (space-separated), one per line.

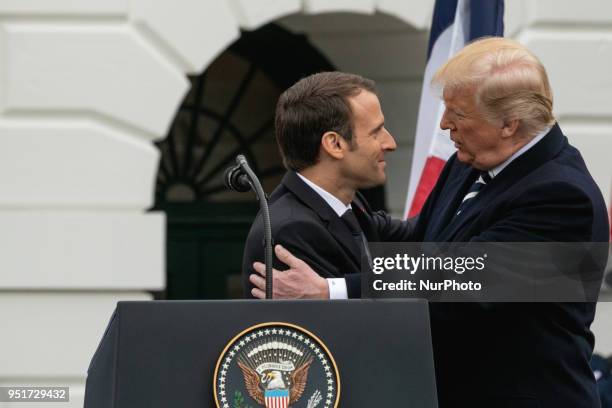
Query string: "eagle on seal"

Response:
xmin=237 ymin=357 xmax=314 ymax=406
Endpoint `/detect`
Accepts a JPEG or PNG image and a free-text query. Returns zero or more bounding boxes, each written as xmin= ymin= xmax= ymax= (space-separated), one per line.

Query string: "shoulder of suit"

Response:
xmin=520 ymin=147 xmax=599 ymax=194
xmin=267 ymin=193 xmax=330 ymax=229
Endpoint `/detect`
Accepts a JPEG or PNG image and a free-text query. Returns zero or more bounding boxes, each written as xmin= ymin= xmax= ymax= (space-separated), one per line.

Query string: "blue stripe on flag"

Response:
xmin=265 ymin=389 xmax=289 ymax=397
xmin=428 ymin=0 xmax=504 ymax=58
xmin=470 ymin=0 xmax=504 ymax=39
xmin=427 ymin=0 xmax=458 ymax=58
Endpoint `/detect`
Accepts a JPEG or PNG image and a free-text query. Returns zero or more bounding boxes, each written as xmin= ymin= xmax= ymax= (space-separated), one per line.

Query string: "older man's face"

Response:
xmin=440 ymin=87 xmax=505 ymax=170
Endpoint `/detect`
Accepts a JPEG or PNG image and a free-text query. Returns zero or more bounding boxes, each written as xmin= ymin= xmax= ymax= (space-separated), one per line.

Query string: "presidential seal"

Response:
xmin=214 ymin=322 xmax=340 ymax=408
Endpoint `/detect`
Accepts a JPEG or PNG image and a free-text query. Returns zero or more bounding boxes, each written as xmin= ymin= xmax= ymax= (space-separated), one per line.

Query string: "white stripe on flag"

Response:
xmin=405 ymin=23 xmax=456 ymax=214
xmin=405 ymin=0 xmax=470 ymax=217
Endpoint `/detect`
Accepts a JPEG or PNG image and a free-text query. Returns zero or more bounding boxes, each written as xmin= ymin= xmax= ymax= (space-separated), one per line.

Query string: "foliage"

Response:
xmin=233 ymin=390 xmax=253 ymax=408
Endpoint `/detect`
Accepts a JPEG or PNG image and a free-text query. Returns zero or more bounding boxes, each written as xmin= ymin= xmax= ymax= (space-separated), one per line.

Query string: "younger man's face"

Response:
xmin=340 ymin=90 xmax=397 ymax=189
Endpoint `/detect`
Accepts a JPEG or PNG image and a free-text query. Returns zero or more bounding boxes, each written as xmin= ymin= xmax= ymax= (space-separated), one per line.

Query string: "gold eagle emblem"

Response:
xmin=237 ymin=357 xmax=314 ymax=405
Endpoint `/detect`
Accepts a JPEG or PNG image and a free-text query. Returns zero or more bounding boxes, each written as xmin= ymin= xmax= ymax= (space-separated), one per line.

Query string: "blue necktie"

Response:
xmin=455 ymin=171 xmax=492 ymax=216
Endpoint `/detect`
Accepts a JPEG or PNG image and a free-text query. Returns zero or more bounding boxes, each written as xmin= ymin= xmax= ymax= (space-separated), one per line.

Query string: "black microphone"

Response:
xmin=224 ymin=165 xmax=251 ymax=192
xmin=224 ymin=154 xmax=274 ymax=299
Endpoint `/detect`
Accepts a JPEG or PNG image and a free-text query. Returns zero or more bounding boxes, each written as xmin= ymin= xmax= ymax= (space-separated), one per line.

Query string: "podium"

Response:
xmin=85 ymin=299 xmax=437 ymax=407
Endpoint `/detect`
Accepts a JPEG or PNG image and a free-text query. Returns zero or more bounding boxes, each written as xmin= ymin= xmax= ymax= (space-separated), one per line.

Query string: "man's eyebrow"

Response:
xmin=369 ymin=121 xmax=385 ymax=135
xmin=446 ymin=104 xmax=466 ymax=116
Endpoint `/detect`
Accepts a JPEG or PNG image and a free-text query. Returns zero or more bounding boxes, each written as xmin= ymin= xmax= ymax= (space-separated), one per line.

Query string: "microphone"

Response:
xmin=224 ymin=165 xmax=251 ymax=192
xmin=224 ymin=154 xmax=274 ymax=299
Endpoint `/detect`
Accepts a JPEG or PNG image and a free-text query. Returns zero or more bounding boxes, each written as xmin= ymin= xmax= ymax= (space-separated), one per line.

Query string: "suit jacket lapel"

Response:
xmin=281 ymin=172 xmax=362 ymax=264
xmin=433 ymin=165 xmax=477 ymax=241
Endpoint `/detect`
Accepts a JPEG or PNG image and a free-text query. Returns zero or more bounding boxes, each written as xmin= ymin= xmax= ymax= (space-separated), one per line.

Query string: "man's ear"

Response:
xmin=501 ymin=118 xmax=520 ymax=139
xmin=320 ymin=131 xmax=346 ymax=159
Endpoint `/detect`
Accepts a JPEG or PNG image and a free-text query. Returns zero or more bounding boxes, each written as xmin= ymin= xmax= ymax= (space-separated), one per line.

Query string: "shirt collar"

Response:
xmin=488 ymin=126 xmax=551 ymax=179
xmin=296 ymin=173 xmax=351 ymax=217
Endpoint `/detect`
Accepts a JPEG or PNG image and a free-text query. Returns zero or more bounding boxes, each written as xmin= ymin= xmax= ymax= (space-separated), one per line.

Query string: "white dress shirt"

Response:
xmin=297 ymin=173 xmax=351 ymax=217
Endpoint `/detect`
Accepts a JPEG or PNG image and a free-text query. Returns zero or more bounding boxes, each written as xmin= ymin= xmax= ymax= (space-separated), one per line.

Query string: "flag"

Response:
xmin=264 ymin=389 xmax=289 ymax=408
xmin=404 ymin=0 xmax=504 ymax=218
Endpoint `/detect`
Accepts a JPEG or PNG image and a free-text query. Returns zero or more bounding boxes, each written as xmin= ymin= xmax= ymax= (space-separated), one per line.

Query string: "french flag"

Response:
xmin=404 ymin=0 xmax=505 ymax=217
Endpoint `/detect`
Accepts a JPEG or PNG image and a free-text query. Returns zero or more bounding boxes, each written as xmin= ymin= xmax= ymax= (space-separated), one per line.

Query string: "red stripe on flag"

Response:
xmin=408 ymin=156 xmax=447 ymax=218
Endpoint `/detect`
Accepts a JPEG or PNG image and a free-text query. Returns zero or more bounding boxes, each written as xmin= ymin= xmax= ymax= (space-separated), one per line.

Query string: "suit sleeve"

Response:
xmin=454 ymin=182 xmax=605 ymax=308
xmin=369 ymin=212 xmax=419 ymax=242
xmin=243 ymin=218 xmax=349 ymax=298
xmin=345 ymin=273 xmax=361 ymax=298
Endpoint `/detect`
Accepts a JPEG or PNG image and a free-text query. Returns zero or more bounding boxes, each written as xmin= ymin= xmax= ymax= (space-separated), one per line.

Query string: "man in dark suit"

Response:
xmin=242 ymin=72 xmax=414 ymax=299
xmin=250 ymin=38 xmax=610 ymax=407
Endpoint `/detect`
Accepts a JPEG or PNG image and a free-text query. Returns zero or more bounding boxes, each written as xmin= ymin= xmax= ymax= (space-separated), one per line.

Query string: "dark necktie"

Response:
xmin=341 ymin=209 xmax=373 ymax=270
xmin=455 ymin=171 xmax=492 ymax=216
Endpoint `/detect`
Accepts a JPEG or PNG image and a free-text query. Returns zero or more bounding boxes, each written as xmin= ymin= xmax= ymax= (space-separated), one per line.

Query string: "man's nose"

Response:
xmin=440 ymin=110 xmax=453 ymax=130
xmin=382 ymin=130 xmax=397 ymax=151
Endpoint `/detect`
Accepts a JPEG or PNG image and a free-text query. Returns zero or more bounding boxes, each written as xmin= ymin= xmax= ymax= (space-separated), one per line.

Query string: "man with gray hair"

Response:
xmin=250 ymin=37 xmax=609 ymax=407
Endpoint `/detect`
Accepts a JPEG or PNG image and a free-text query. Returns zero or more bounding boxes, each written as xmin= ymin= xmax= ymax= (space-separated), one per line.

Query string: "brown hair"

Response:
xmin=275 ymin=71 xmax=377 ymax=171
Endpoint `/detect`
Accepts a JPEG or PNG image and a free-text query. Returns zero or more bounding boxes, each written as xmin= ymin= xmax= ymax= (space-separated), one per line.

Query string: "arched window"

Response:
xmin=155 ymin=24 xmax=337 ymax=204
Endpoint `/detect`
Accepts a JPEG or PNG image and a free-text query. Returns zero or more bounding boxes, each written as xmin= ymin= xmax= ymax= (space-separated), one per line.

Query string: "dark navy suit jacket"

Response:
xmin=405 ymin=123 xmax=609 ymax=408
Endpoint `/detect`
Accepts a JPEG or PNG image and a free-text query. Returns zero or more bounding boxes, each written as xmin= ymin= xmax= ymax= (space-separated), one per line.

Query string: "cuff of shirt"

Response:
xmin=327 ymin=278 xmax=348 ymax=299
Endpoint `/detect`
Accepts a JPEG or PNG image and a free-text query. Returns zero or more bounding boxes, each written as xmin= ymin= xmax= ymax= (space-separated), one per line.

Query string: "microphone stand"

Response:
xmin=234 ymin=155 xmax=273 ymax=300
